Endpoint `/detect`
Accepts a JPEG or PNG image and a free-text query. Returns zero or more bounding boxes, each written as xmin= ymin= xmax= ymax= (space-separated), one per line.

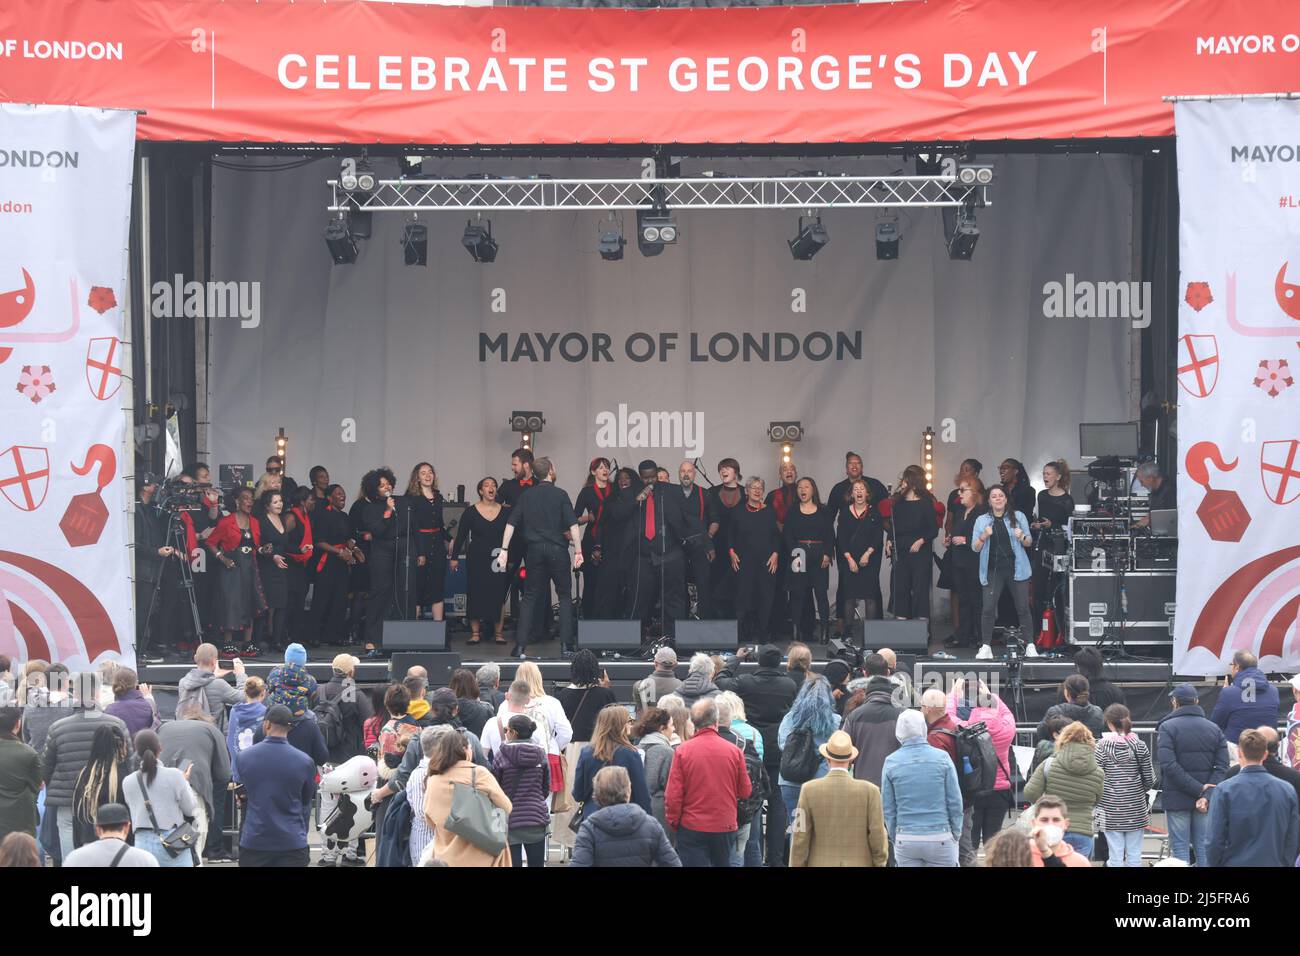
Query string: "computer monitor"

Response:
xmin=1079 ymin=422 xmax=1139 ymax=459
xmin=1149 ymin=509 xmax=1177 ymax=536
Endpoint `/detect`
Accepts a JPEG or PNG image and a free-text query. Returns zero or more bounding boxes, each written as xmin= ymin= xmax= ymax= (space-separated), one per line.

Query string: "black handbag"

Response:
xmin=134 ymin=772 xmax=199 ymax=859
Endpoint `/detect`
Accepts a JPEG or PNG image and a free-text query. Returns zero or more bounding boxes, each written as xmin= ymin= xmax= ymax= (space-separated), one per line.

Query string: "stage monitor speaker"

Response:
xmin=383 ymin=620 xmax=449 ymax=652
xmin=389 ymin=652 xmax=461 ymax=688
xmin=862 ymin=619 xmax=930 ymax=653
xmin=675 ymin=620 xmax=739 ymax=652
xmin=577 ymin=620 xmax=642 ymax=652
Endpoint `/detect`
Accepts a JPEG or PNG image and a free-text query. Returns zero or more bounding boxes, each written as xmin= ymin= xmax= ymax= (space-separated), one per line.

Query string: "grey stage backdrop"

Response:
xmin=209 ymin=154 xmax=1134 ymax=512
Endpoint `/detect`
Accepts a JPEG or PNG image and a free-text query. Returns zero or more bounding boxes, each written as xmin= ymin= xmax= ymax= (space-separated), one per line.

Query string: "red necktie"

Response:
xmin=644 ymin=490 xmax=656 ymax=541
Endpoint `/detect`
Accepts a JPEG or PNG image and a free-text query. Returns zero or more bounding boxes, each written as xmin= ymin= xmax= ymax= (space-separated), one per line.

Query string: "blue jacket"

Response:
xmin=570 ymin=802 xmax=682 ymax=868
xmin=1206 ymin=765 xmax=1300 ymax=867
xmin=226 ymin=701 xmax=266 ymax=783
xmin=235 ymin=736 xmax=318 ymax=851
xmin=573 ymin=745 xmax=652 ymax=823
xmin=970 ymin=512 xmax=1032 ymax=585
xmin=1210 ymin=667 xmax=1280 ymax=744
xmin=880 ymin=736 xmax=963 ymax=839
xmin=1155 ymin=705 xmax=1230 ymax=812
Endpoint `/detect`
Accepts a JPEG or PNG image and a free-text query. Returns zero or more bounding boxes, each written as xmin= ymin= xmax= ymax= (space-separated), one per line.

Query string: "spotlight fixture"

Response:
xmin=598 ymin=216 xmax=625 ymax=261
xmin=769 ymin=422 xmax=802 ymax=463
xmin=462 ymin=217 xmax=499 ymax=262
xmin=510 ymin=411 xmax=545 ymax=434
xmin=956 ymin=162 xmax=995 ymax=185
xmin=325 ymin=214 xmax=358 ymax=265
xmin=275 ymin=427 xmax=288 ymax=470
xmin=875 ymin=217 xmax=900 ymax=260
xmin=944 ymin=206 xmax=979 ymax=261
xmin=922 ymin=427 xmax=935 ymax=492
xmin=401 ymin=218 xmax=428 ymax=266
xmin=401 ymin=155 xmax=424 ymax=178
xmin=636 ymin=206 xmax=678 ymax=257
xmin=339 ymin=154 xmax=377 ymax=194
xmin=788 ymin=215 xmax=829 ymax=261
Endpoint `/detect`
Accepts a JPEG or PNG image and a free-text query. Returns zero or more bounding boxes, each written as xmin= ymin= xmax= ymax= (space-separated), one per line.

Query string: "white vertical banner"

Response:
xmin=0 ymin=104 xmax=136 ymax=670
xmin=1174 ymin=99 xmax=1300 ymax=675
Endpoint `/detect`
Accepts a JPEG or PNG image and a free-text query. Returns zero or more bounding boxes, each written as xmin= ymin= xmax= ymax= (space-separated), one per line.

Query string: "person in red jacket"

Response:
xmin=664 ymin=698 xmax=751 ymax=867
xmin=206 ymin=487 xmax=267 ymax=656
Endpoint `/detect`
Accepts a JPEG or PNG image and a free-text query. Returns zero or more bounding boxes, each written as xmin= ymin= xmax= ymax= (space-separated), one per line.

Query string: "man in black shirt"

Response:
xmin=678 ymin=460 xmax=715 ymax=619
xmin=1136 ymin=462 xmax=1176 ymax=527
xmin=497 ymin=456 xmax=582 ymax=658
xmin=499 ymin=448 xmax=541 ymax=641
xmin=630 ymin=459 xmax=704 ymax=641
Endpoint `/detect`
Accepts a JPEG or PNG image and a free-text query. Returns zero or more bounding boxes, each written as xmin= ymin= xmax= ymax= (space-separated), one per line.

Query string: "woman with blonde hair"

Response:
xmin=1023 ymin=720 xmax=1105 ymax=860
xmin=71 ymin=723 xmax=129 ymax=848
xmin=572 ymin=704 xmax=652 ymax=825
xmin=658 ymin=694 xmax=692 ymax=746
xmin=405 ymin=461 xmax=451 ymax=622
xmin=423 ymin=730 xmax=513 ymax=867
xmin=983 ymin=827 xmax=1033 ymax=867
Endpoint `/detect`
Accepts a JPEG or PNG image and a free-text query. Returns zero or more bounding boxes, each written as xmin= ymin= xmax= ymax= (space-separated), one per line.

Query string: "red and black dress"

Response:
xmin=206 ymin=514 xmax=267 ymax=633
xmin=310 ymin=504 xmax=352 ymax=646
xmin=408 ymin=490 xmax=450 ymax=611
xmin=574 ymin=481 xmax=612 ymax=617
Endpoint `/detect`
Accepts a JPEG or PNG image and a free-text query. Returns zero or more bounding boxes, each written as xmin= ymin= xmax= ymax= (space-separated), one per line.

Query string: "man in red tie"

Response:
xmin=631 ymin=459 xmax=705 ymax=643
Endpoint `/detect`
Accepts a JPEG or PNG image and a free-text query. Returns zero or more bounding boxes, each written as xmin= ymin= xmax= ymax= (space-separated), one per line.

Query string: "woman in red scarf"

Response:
xmin=206 ymin=487 xmax=267 ymax=656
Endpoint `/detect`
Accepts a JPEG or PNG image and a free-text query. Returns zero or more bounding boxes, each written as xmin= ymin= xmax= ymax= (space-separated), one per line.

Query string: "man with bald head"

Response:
xmin=923 ymin=686 xmax=976 ymax=865
xmin=1223 ymin=724 xmax=1300 ymax=805
xmin=678 ymin=460 xmax=714 ymax=619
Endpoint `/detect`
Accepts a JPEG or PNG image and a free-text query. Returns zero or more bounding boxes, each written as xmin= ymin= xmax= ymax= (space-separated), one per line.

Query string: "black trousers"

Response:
xmin=516 ymin=543 xmax=573 ymax=650
xmin=686 ymin=545 xmax=713 ymax=619
xmin=980 ymin=566 xmax=1032 ymax=645
xmin=310 ymin=563 xmax=349 ymax=646
xmin=238 ymin=845 xmax=310 ymax=867
xmin=788 ymin=586 xmax=829 ymax=642
xmin=631 ymin=552 xmax=686 ymax=639
xmin=893 ymin=546 xmax=933 ymax=619
xmin=952 ymin=560 xmax=983 ymax=646
xmin=581 ymin=555 xmax=600 ymax=619
xmin=763 ymin=772 xmax=787 ymax=867
xmin=365 ymin=544 xmax=396 ymax=646
xmin=595 ymin=560 xmax=632 ymax=620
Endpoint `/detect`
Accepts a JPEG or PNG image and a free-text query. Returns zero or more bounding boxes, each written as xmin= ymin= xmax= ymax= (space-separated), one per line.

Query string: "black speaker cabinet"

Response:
xmin=577 ymin=620 xmax=643 ymax=652
xmin=862 ymin=618 xmax=930 ymax=653
xmin=389 ymin=652 xmax=461 ymax=688
xmin=382 ymin=620 xmax=448 ymax=652
xmin=675 ymin=619 xmax=739 ymax=652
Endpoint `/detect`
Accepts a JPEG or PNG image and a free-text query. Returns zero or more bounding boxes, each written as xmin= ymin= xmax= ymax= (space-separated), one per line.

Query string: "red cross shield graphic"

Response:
xmin=1177 ymin=334 xmax=1220 ymax=398
xmin=85 ymin=336 xmax=121 ymax=401
xmin=0 ymin=445 xmax=50 ymax=512
xmin=1261 ymin=439 xmax=1300 ymax=505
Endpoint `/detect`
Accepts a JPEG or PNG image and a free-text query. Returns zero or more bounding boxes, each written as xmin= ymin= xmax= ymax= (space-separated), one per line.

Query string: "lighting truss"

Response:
xmin=326 ymin=175 xmax=988 ymax=213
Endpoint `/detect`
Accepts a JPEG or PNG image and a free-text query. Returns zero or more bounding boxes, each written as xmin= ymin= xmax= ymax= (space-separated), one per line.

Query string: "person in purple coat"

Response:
xmin=492 ymin=715 xmax=551 ymax=868
xmin=103 ymin=669 xmax=158 ymax=741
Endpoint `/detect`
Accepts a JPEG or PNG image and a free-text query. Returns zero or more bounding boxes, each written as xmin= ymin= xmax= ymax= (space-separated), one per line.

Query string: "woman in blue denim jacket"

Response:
xmin=970 ymin=484 xmax=1035 ymax=660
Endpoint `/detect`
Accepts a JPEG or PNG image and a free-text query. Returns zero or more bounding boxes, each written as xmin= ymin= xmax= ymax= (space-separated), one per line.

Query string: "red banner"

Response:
xmin=0 ymin=0 xmax=1297 ymax=144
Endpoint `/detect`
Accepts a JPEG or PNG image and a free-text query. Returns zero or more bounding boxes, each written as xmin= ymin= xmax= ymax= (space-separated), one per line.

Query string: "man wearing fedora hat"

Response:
xmin=789 ymin=730 xmax=887 ymax=867
xmin=61 ymin=803 xmax=158 ymax=867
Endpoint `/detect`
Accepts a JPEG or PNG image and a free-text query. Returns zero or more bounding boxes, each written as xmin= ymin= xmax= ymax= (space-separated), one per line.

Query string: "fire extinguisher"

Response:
xmin=1037 ymin=606 xmax=1061 ymax=651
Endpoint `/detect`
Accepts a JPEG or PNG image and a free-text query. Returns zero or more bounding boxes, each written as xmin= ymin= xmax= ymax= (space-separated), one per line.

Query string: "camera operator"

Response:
xmin=136 ymin=476 xmax=201 ymax=660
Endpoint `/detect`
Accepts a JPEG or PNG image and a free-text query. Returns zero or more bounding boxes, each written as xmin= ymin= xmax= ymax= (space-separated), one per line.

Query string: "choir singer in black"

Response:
xmin=730 ymin=476 xmax=781 ymax=645
xmin=631 ymin=459 xmax=701 ymax=642
xmin=496 ymin=456 xmax=583 ymax=659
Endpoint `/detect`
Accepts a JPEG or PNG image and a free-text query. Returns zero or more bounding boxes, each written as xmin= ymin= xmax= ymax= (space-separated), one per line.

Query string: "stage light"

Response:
xmin=325 ymin=214 xmax=358 ymax=265
xmin=598 ymin=216 xmax=625 ymax=261
xmin=945 ymin=206 xmax=979 ymax=261
xmin=463 ymin=217 xmax=499 ymax=262
xmin=922 ymin=427 xmax=935 ymax=492
xmin=510 ymin=411 xmax=545 ymax=434
xmin=637 ymin=206 xmax=678 ymax=257
xmin=275 ymin=427 xmax=288 ymax=469
xmin=768 ymin=421 xmax=803 ymax=444
xmin=957 ymin=162 xmax=995 ymax=185
xmin=788 ymin=216 xmax=829 ymax=260
xmin=401 ymin=155 xmax=424 ymax=178
xmin=401 ymin=219 xmax=428 ymax=266
xmin=340 ymin=155 xmax=377 ymax=195
xmin=875 ymin=217 xmax=900 ymax=260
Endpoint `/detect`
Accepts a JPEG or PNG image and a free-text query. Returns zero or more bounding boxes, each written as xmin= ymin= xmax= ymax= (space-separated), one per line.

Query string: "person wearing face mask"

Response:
xmin=784 ymin=478 xmax=834 ymax=645
xmin=575 ymin=457 xmax=614 ymax=620
xmin=1026 ymin=795 xmax=1091 ymax=867
xmin=944 ymin=477 xmax=986 ymax=649
xmin=678 ymin=460 xmax=715 ymax=620
xmin=729 ymin=477 xmax=781 ymax=645
xmin=971 ymin=484 xmax=1036 ymax=660
xmin=707 ymin=458 xmax=745 ymax=620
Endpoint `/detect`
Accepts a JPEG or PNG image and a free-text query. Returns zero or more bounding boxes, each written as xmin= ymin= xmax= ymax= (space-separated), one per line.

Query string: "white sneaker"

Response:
xmin=1024 ymin=644 xmax=1039 ymax=658
xmin=975 ymin=644 xmax=994 ymax=660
